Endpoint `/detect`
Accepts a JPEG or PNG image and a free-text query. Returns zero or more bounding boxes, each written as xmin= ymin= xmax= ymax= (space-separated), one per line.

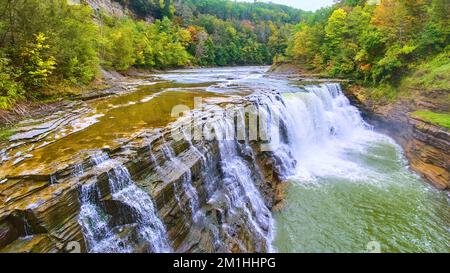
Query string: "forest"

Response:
xmin=0 ymin=0 xmax=449 ymax=256
xmin=0 ymin=0 xmax=448 ymax=109
xmin=286 ymin=0 xmax=449 ymax=99
xmin=0 ymin=0 xmax=305 ymax=109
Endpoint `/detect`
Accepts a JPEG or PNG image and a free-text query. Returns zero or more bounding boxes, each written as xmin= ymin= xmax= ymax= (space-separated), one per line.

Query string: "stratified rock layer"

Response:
xmin=344 ymin=86 xmax=449 ymax=190
xmin=0 ymin=96 xmax=286 ymax=253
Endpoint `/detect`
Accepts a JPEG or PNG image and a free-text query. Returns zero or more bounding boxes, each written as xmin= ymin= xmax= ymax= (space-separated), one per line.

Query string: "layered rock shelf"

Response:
xmin=0 ymin=94 xmax=287 ymax=253
xmin=343 ymin=87 xmax=450 ymax=191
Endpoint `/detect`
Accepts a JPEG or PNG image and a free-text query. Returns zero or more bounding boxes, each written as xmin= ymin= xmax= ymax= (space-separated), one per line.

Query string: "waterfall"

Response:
xmin=252 ymin=83 xmax=370 ymax=181
xmin=211 ymin=114 xmax=275 ymax=252
xmin=78 ymin=152 xmax=171 ymax=253
xmin=107 ymin=165 xmax=172 ymax=253
xmin=194 ymin=83 xmax=367 ymax=251
xmin=78 ymin=182 xmax=127 ymax=252
xmin=281 ymin=84 xmax=368 ymax=180
xmin=161 ymin=145 xmax=201 ymax=218
xmin=256 ymin=93 xmax=298 ymax=179
xmin=90 ymin=151 xmax=110 ymax=166
xmin=78 ymin=83 xmax=372 ymax=253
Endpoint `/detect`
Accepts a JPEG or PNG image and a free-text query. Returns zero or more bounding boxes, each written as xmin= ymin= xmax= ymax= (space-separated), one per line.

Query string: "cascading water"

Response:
xmin=3 ymin=67 xmax=447 ymax=254
xmin=161 ymin=145 xmax=201 ymax=218
xmin=77 ymin=72 xmax=372 ymax=253
xmin=288 ymin=84 xmax=371 ymax=180
xmin=78 ymin=182 xmax=123 ymax=252
xmin=90 ymin=151 xmax=110 ymax=166
xmin=209 ymin=114 xmax=275 ymax=252
xmin=252 ymin=83 xmax=371 ymax=181
xmin=267 ymin=83 xmax=449 ymax=252
xmin=78 ymin=153 xmax=171 ymax=253
xmin=106 ymin=165 xmax=172 ymax=253
xmin=79 ymin=68 xmax=449 ymax=253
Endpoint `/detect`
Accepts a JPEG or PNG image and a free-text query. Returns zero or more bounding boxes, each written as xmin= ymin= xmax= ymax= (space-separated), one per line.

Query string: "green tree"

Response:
xmin=20 ymin=33 xmax=56 ymax=90
xmin=0 ymin=56 xmax=23 ymax=109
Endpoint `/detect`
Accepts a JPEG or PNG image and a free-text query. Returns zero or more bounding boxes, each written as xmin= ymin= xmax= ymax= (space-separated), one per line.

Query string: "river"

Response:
xmin=1 ymin=66 xmax=448 ymax=253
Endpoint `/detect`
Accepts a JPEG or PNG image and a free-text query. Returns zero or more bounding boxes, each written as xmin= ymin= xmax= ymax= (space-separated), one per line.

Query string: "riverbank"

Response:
xmin=344 ymin=84 xmax=449 ymax=190
xmin=271 ymin=63 xmax=449 ymax=190
xmin=0 ymin=68 xmax=162 ymax=143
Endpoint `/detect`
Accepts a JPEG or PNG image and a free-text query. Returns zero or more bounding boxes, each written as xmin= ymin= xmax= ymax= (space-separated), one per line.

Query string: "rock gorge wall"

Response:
xmin=0 ymin=94 xmax=288 ymax=253
xmin=73 ymin=0 xmax=126 ymax=17
xmin=343 ymin=86 xmax=449 ymax=190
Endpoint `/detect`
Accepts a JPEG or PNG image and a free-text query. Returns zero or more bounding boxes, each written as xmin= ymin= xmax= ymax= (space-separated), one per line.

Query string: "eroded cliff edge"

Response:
xmin=344 ymin=86 xmax=449 ymax=190
xmin=0 ymin=94 xmax=289 ymax=253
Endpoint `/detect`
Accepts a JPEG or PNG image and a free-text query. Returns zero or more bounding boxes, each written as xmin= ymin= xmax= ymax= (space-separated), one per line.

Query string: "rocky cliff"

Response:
xmin=343 ymin=85 xmax=449 ymax=190
xmin=0 ymin=94 xmax=287 ymax=253
xmin=71 ymin=0 xmax=126 ymax=16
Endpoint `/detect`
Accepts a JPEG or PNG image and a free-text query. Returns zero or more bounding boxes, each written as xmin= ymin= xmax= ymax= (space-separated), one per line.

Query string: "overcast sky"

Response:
xmin=236 ymin=0 xmax=335 ymax=11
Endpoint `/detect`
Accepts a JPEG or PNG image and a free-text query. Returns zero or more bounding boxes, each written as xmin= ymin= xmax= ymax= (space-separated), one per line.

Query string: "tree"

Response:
xmin=325 ymin=9 xmax=348 ymax=51
xmin=21 ymin=33 xmax=56 ymax=90
xmin=372 ymin=0 xmax=416 ymax=44
xmin=0 ymin=56 xmax=23 ymax=109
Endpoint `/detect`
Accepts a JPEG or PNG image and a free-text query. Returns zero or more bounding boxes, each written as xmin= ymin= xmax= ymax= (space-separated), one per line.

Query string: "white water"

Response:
xmin=74 ymin=66 xmax=448 ymax=253
xmin=107 ymin=165 xmax=172 ymax=252
xmin=265 ymin=83 xmax=373 ymax=182
xmin=266 ymin=83 xmax=449 ymax=252
xmin=161 ymin=145 xmax=201 ymax=219
xmin=78 ymin=153 xmax=171 ymax=253
xmin=210 ymin=115 xmax=275 ymax=252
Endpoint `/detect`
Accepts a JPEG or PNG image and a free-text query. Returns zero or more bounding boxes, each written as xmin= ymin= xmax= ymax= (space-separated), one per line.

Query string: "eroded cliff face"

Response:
xmin=82 ymin=0 xmax=126 ymax=17
xmin=0 ymin=95 xmax=288 ymax=253
xmin=344 ymin=86 xmax=449 ymax=190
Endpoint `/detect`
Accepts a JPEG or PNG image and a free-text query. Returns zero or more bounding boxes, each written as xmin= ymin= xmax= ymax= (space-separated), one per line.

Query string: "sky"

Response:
xmin=236 ymin=0 xmax=336 ymax=11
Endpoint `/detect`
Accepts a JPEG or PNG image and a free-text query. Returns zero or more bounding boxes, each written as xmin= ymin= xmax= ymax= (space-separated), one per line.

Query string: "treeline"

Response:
xmin=176 ymin=0 xmax=309 ymax=24
xmin=175 ymin=0 xmax=306 ymax=65
xmin=118 ymin=0 xmax=300 ymax=66
xmin=286 ymin=0 xmax=449 ymax=92
xmin=0 ymin=0 xmax=303 ymax=109
xmin=185 ymin=14 xmax=292 ymax=66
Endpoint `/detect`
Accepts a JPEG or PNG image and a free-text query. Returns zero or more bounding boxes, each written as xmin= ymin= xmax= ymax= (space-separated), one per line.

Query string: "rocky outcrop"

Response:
xmin=343 ymin=85 xmax=449 ymax=190
xmin=81 ymin=0 xmax=156 ymax=22
xmin=0 ymin=95 xmax=287 ymax=253
xmin=83 ymin=0 xmax=126 ymax=17
xmin=406 ymin=118 xmax=449 ymax=189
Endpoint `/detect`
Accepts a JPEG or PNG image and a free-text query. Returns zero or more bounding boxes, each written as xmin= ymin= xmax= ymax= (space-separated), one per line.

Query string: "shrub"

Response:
xmin=0 ymin=57 xmax=24 ymax=109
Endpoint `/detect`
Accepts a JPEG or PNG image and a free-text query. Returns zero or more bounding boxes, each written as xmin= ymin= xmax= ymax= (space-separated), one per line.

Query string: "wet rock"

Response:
xmin=407 ymin=119 xmax=449 ymax=189
xmin=103 ymin=199 xmax=138 ymax=227
xmin=344 ymin=85 xmax=450 ymax=190
xmin=0 ymin=94 xmax=289 ymax=253
xmin=0 ymin=219 xmax=19 ymax=248
xmin=0 ymin=235 xmax=60 ymax=253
